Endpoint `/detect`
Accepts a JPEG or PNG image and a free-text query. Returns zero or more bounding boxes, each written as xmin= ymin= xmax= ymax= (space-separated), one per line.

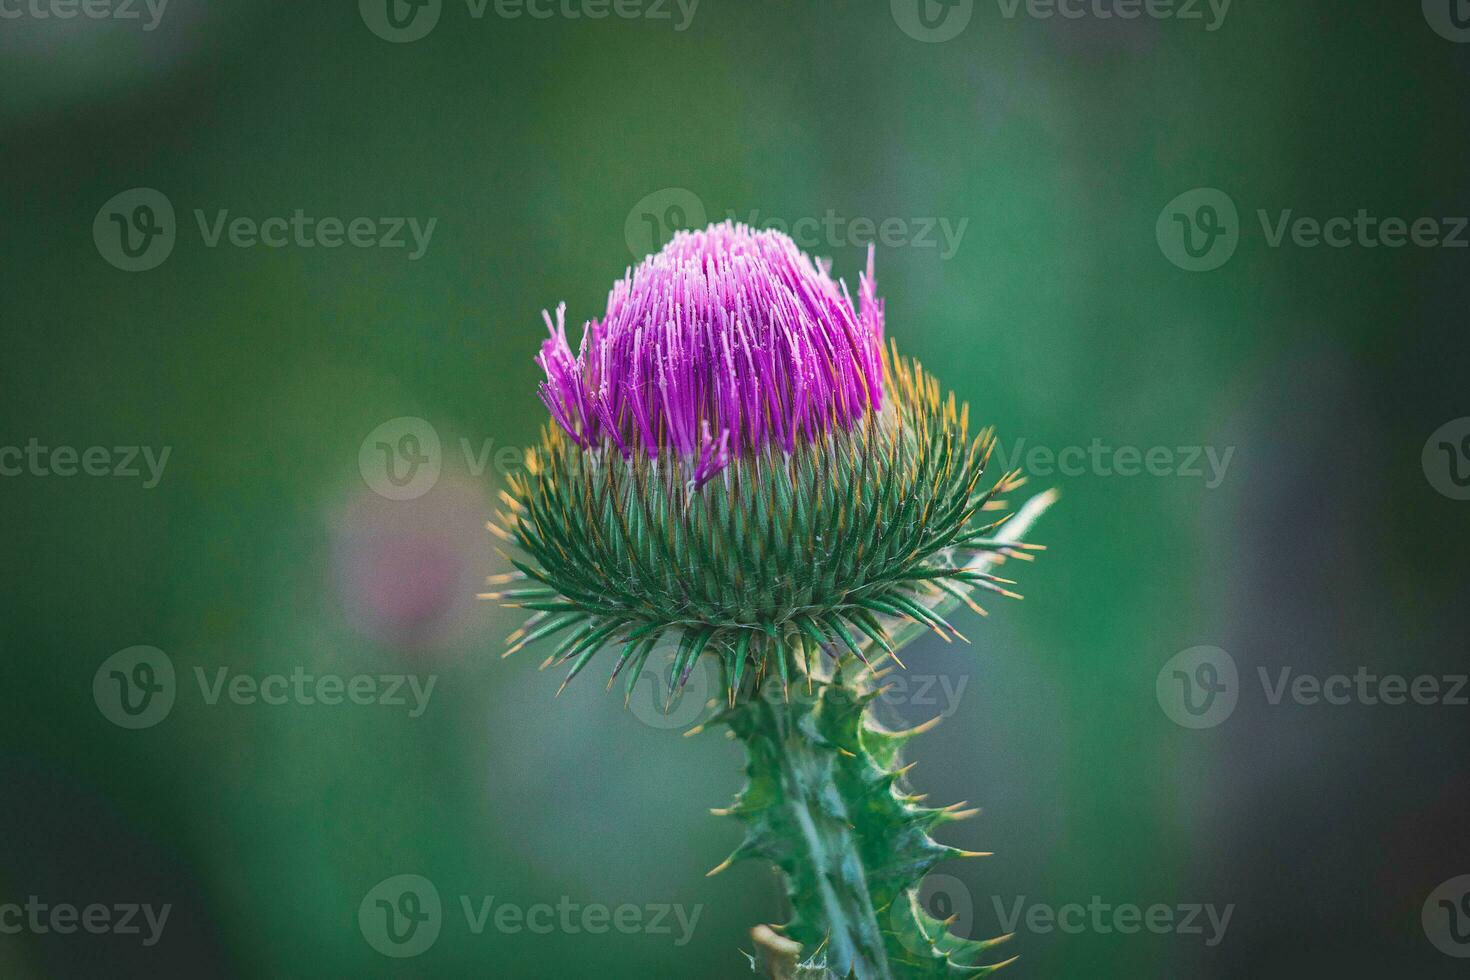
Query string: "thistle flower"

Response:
xmin=490 ymin=221 xmax=1051 ymax=978
xmin=492 ymin=221 xmax=1042 ymax=705
xmin=534 ymin=222 xmax=885 ymax=485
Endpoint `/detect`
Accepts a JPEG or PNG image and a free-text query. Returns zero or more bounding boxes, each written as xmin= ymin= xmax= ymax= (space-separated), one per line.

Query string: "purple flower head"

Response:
xmin=536 ymin=221 xmax=886 ymax=484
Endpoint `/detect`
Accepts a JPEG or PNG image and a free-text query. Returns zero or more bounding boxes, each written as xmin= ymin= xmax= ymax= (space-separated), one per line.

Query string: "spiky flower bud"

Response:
xmin=491 ymin=221 xmax=1040 ymax=705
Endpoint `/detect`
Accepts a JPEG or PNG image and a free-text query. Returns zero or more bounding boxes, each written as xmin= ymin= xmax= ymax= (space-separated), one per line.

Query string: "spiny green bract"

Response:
xmin=720 ymin=663 xmax=1017 ymax=979
xmin=488 ymin=344 xmax=1042 ymax=705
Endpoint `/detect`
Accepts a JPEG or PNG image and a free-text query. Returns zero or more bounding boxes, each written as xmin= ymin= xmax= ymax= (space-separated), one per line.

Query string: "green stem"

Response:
xmin=720 ymin=489 xmax=1054 ymax=978
xmin=750 ymin=689 xmax=893 ymax=979
xmin=721 ymin=664 xmax=1014 ymax=979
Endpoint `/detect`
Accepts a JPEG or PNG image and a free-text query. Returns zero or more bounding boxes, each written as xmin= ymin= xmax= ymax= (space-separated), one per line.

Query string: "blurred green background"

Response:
xmin=3 ymin=1 xmax=1469 ymax=977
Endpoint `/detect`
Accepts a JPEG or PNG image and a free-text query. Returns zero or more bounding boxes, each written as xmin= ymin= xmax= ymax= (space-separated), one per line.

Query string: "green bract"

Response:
xmin=491 ymin=345 xmax=1040 ymax=706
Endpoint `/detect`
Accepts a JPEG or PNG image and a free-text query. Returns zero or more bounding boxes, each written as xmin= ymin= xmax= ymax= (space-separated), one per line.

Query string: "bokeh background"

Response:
xmin=3 ymin=1 xmax=1469 ymax=977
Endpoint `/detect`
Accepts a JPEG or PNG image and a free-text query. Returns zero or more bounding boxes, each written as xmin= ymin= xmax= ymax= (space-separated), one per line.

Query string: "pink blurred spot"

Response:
xmin=330 ymin=479 xmax=492 ymax=654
